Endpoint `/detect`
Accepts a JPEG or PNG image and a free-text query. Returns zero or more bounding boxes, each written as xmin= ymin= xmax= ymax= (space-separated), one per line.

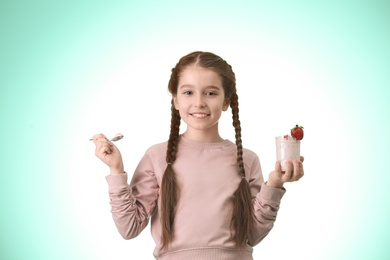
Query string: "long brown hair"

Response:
xmin=160 ymin=51 xmax=252 ymax=249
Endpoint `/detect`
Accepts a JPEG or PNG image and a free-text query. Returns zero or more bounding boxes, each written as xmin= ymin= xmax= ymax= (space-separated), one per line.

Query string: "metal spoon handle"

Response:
xmin=90 ymin=133 xmax=124 ymax=142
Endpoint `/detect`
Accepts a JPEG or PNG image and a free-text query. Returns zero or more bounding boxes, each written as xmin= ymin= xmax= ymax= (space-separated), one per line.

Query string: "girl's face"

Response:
xmin=174 ymin=65 xmax=229 ymax=142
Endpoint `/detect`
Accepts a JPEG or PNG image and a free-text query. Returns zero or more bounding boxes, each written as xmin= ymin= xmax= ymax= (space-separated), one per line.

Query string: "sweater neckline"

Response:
xmin=179 ymin=135 xmax=232 ymax=149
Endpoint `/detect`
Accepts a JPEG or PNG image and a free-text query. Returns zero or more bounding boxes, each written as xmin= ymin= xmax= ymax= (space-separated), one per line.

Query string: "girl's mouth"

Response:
xmin=190 ymin=113 xmax=209 ymax=118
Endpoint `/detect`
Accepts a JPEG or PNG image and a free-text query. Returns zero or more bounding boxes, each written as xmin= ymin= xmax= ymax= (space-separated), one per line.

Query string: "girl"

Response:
xmin=92 ymin=51 xmax=304 ymax=259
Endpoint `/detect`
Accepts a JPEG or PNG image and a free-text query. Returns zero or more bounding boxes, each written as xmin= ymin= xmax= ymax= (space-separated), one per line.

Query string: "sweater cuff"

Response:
xmin=259 ymin=182 xmax=286 ymax=202
xmin=105 ymin=172 xmax=129 ymax=191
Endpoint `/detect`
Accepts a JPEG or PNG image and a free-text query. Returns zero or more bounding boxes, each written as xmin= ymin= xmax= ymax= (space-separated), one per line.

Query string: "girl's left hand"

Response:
xmin=267 ymin=156 xmax=304 ymax=188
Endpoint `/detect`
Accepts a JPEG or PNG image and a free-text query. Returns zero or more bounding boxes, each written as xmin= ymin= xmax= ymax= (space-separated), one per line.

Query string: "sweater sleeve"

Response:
xmin=247 ymin=154 xmax=286 ymax=246
xmin=105 ymin=153 xmax=159 ymax=240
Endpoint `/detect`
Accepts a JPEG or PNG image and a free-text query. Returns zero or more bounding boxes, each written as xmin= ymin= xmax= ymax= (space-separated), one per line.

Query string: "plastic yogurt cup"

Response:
xmin=275 ymin=135 xmax=300 ymax=171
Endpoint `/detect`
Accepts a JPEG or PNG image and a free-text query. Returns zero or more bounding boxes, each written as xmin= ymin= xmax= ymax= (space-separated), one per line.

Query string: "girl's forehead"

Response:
xmin=181 ymin=64 xmax=215 ymax=73
xmin=179 ymin=66 xmax=221 ymax=80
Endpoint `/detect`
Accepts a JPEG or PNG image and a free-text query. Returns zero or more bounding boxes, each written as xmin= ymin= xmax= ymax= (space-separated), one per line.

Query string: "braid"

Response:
xmin=230 ymin=91 xmax=253 ymax=247
xmin=166 ymin=100 xmax=181 ymax=164
xmin=230 ymin=93 xmax=245 ymax=177
xmin=160 ymin=100 xmax=181 ymax=249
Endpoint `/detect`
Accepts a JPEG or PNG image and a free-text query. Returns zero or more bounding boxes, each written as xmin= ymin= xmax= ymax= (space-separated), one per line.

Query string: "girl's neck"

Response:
xmin=181 ymin=131 xmax=224 ymax=143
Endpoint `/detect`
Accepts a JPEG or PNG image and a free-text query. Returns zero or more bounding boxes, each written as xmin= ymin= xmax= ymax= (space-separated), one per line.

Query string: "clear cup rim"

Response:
xmin=275 ymin=136 xmax=301 ymax=142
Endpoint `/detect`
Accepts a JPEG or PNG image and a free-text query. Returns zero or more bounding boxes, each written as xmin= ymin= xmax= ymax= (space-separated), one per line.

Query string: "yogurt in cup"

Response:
xmin=275 ymin=135 xmax=300 ymax=171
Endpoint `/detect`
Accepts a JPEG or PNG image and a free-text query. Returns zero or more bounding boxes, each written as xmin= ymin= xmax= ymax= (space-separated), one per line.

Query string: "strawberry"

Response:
xmin=291 ymin=124 xmax=304 ymax=140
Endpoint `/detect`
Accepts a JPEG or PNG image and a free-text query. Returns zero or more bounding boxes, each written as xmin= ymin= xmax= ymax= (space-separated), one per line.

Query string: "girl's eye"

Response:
xmin=183 ymin=91 xmax=192 ymax=95
xmin=206 ymin=92 xmax=217 ymax=96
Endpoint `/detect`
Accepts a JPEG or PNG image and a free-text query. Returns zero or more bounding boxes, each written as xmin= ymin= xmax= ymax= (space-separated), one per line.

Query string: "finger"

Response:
xmin=92 ymin=134 xmax=108 ymax=144
xmin=95 ymin=143 xmax=109 ymax=157
xmin=299 ymin=161 xmax=304 ymax=178
xmin=283 ymin=161 xmax=293 ymax=181
xmin=92 ymin=133 xmax=105 ymax=141
xmin=275 ymin=161 xmax=282 ymax=173
xmin=300 ymin=156 xmax=305 ymax=162
xmin=95 ymin=138 xmax=112 ymax=149
xmin=292 ymin=160 xmax=301 ymax=181
xmin=96 ymin=143 xmax=113 ymax=157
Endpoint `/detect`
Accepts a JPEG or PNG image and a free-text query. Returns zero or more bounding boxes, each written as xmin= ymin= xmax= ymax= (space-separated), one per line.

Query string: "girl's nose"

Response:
xmin=194 ymin=95 xmax=206 ymax=108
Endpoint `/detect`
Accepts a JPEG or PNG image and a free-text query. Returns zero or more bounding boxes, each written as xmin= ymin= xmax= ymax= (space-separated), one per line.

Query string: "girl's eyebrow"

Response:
xmin=178 ymin=85 xmax=222 ymax=90
xmin=206 ymin=86 xmax=222 ymax=90
xmin=178 ymin=85 xmax=192 ymax=89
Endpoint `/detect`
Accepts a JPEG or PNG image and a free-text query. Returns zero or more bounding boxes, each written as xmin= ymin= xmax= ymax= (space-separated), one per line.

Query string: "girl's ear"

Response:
xmin=222 ymin=99 xmax=230 ymax=111
xmin=173 ymin=96 xmax=179 ymax=110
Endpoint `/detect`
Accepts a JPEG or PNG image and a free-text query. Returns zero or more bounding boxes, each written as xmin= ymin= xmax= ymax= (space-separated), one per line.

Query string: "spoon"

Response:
xmin=90 ymin=133 xmax=124 ymax=142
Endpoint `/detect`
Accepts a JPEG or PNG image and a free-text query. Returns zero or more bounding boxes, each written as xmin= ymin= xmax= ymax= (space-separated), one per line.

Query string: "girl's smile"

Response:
xmin=190 ymin=113 xmax=210 ymax=118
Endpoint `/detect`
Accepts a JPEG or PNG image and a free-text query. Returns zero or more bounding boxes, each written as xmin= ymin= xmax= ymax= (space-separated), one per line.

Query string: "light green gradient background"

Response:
xmin=1 ymin=0 xmax=389 ymax=259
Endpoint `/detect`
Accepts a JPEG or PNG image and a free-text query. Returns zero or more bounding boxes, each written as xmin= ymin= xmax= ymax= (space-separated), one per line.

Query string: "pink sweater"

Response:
xmin=106 ymin=136 xmax=285 ymax=259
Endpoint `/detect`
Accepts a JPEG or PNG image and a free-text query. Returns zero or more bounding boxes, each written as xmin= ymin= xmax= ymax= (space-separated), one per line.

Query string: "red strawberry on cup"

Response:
xmin=291 ymin=124 xmax=304 ymax=140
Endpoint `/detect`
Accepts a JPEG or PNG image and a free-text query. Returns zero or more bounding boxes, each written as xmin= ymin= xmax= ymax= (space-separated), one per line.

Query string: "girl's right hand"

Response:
xmin=92 ymin=133 xmax=124 ymax=175
xmin=267 ymin=156 xmax=304 ymax=188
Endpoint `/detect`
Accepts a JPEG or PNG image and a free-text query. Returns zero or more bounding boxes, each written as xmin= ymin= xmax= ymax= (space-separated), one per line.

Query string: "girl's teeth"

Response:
xmin=192 ymin=114 xmax=207 ymax=118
